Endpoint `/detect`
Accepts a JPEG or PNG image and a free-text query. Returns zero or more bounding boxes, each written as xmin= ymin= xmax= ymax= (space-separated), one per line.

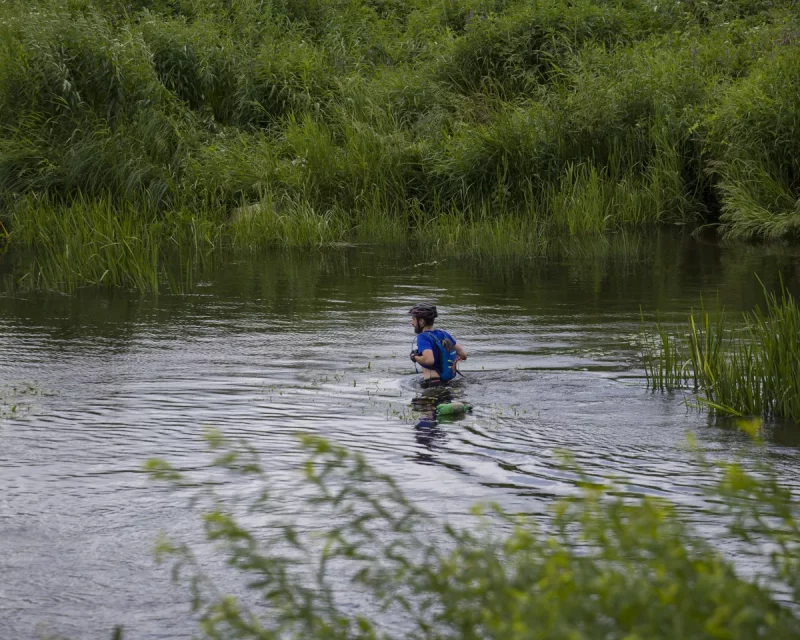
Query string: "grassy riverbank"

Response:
xmin=1 ymin=0 xmax=799 ymax=289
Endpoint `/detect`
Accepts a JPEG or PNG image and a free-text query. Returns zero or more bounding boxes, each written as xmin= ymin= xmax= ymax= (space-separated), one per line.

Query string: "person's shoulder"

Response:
xmin=417 ymin=332 xmax=434 ymax=348
xmin=427 ymin=329 xmax=456 ymax=343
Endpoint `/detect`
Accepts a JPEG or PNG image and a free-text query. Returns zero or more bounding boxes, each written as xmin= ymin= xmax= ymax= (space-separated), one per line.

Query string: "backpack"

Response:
xmin=429 ymin=330 xmax=459 ymax=382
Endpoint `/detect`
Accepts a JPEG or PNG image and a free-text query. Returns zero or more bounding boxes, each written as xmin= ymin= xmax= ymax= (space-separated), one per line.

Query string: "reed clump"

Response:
xmin=1 ymin=0 xmax=799 ymax=289
xmin=6 ymin=195 xmax=221 ymax=292
xmin=642 ymin=282 xmax=800 ymax=422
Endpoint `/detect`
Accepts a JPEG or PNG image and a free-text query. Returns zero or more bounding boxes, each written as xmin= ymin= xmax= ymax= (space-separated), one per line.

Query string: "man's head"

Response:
xmin=408 ymin=303 xmax=437 ymax=334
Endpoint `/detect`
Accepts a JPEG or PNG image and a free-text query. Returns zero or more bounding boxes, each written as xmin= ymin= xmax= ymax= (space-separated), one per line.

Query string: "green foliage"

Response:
xmin=238 ymin=37 xmax=333 ymax=125
xmin=1 ymin=0 xmax=800 ymax=290
xmin=436 ymin=0 xmax=676 ymax=97
xmin=0 ymin=6 xmax=168 ymax=128
xmin=229 ymin=195 xmax=352 ymax=248
xmin=146 ymin=430 xmax=800 ymax=639
xmin=642 ymin=278 xmax=800 ymax=421
xmin=140 ymin=16 xmax=239 ymax=119
xmin=6 ymin=195 xmax=219 ymax=292
xmin=183 ymin=131 xmax=278 ymax=210
xmin=432 ymin=102 xmax=560 ymax=206
xmin=708 ymin=45 xmax=800 ymax=239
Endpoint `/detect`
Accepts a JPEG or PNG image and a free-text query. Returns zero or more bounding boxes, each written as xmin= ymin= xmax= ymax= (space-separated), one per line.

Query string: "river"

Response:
xmin=1 ymin=231 xmax=799 ymax=639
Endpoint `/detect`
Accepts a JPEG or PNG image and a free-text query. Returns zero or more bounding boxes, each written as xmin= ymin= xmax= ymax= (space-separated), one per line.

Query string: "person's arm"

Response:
xmin=455 ymin=343 xmax=468 ymax=361
xmin=414 ymin=349 xmax=435 ymax=367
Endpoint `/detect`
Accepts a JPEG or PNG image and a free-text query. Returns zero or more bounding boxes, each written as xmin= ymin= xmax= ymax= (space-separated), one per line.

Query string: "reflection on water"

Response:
xmin=1 ymin=230 xmax=800 ymax=639
xmin=411 ymin=384 xmax=468 ymax=467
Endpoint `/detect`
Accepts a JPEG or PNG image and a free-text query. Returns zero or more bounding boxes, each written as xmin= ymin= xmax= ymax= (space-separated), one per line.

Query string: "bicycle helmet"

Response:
xmin=408 ymin=302 xmax=438 ymax=323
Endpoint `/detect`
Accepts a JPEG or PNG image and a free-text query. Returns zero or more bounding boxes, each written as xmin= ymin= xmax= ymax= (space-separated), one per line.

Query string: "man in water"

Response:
xmin=408 ymin=303 xmax=468 ymax=387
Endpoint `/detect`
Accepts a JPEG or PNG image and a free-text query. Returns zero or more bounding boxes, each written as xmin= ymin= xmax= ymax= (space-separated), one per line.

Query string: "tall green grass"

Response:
xmin=709 ymin=47 xmax=800 ymax=240
xmin=6 ymin=196 xmax=220 ymax=292
xmin=642 ymin=281 xmax=800 ymax=422
xmin=8 ymin=191 xmax=668 ymax=293
xmin=1 ymin=0 xmax=799 ymax=290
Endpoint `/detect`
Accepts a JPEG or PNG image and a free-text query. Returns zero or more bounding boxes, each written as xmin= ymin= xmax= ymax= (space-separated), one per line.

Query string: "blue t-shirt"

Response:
xmin=415 ymin=329 xmax=457 ymax=373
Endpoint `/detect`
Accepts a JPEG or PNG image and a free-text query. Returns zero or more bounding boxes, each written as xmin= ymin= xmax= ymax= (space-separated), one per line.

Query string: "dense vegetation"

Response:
xmin=142 ymin=429 xmax=800 ymax=639
xmin=0 ymin=0 xmax=799 ymax=289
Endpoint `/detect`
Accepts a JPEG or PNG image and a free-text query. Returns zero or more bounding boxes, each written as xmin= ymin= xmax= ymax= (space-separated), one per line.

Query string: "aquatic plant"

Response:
xmin=642 ymin=280 xmax=800 ymax=422
xmin=6 ymin=195 xmax=220 ymax=292
xmin=142 ymin=428 xmax=800 ymax=639
xmin=640 ymin=312 xmax=693 ymax=393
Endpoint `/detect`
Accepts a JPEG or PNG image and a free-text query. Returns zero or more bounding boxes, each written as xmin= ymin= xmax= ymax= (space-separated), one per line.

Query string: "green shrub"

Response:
xmin=431 ymin=103 xmax=561 ymax=207
xmin=0 ymin=108 xmax=183 ymax=209
xmin=237 ymin=38 xmax=334 ymax=125
xmin=0 ymin=8 xmax=164 ymax=124
xmin=708 ymin=47 xmax=800 ymax=239
xmin=0 ymin=6 xmax=183 ymax=207
xmin=425 ymin=0 xmax=521 ymax=33
xmin=141 ymin=16 xmax=242 ymax=123
xmin=182 ymin=132 xmax=277 ymax=210
xmin=349 ymin=67 xmax=459 ymax=133
xmin=436 ymin=0 xmax=687 ymax=97
xmin=145 ymin=430 xmax=800 ymax=640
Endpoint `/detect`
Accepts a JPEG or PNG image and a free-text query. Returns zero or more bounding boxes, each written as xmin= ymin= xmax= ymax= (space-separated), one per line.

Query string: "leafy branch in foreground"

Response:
xmin=146 ymin=427 xmax=800 ymax=639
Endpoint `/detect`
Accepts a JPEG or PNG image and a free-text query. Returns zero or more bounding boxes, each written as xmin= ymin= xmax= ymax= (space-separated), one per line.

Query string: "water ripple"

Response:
xmin=2 ymin=245 xmax=800 ymax=639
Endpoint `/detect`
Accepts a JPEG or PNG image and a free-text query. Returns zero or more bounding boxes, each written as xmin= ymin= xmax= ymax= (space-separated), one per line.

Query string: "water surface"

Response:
xmin=2 ymin=232 xmax=800 ymax=639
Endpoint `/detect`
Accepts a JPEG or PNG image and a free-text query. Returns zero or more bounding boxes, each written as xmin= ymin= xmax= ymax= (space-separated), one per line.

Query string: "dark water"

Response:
xmin=2 ymin=231 xmax=800 ymax=639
